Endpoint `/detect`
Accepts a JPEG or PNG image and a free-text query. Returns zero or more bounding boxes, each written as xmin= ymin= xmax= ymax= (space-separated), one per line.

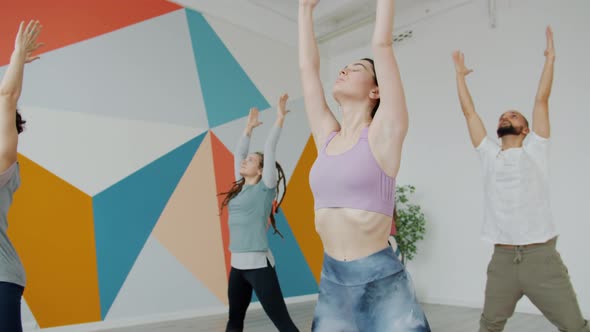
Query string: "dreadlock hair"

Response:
xmin=219 ymin=152 xmax=287 ymax=238
xmin=361 ymin=58 xmax=380 ymax=118
xmin=16 ymin=109 xmax=26 ymax=134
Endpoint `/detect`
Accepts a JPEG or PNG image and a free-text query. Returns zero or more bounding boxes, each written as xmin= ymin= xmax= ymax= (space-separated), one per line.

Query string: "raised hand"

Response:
xmin=299 ymin=0 xmax=319 ymax=9
xmin=452 ymin=49 xmax=485 ymax=147
xmin=247 ymin=107 xmax=263 ymax=130
xmin=453 ymin=51 xmax=473 ymax=77
xmin=277 ymin=93 xmax=290 ymax=119
xmin=15 ymin=20 xmax=44 ymax=63
xmin=544 ymin=26 xmax=555 ymax=60
xmin=532 ymin=26 xmax=555 ymax=138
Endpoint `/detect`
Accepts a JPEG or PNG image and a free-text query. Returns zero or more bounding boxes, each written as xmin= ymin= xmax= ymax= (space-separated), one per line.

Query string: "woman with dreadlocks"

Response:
xmin=220 ymin=93 xmax=299 ymax=332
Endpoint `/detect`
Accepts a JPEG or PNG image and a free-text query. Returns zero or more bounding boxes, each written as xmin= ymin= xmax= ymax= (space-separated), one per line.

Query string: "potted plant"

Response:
xmin=392 ymin=185 xmax=426 ymax=265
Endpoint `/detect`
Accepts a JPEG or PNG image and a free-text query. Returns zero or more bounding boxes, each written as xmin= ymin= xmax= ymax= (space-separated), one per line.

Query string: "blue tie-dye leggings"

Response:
xmin=312 ymin=247 xmax=431 ymax=332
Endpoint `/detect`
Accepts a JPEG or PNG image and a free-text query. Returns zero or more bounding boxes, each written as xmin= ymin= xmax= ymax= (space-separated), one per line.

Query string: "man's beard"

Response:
xmin=497 ymin=124 xmax=521 ymax=138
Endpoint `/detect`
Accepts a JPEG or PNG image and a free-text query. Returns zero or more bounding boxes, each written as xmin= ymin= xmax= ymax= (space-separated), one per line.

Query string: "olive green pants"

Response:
xmin=480 ymin=237 xmax=589 ymax=332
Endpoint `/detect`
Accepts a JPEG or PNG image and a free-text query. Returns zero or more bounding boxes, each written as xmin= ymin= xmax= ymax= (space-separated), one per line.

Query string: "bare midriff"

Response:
xmin=315 ymin=208 xmax=391 ymax=261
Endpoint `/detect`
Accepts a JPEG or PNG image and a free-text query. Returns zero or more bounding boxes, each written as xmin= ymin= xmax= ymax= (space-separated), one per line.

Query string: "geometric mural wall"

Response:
xmin=282 ymin=137 xmax=324 ymax=283
xmin=8 ymin=154 xmax=100 ymax=327
xmin=93 ymin=133 xmax=207 ymax=318
xmin=1 ymin=1 xmax=320 ymax=329
xmin=0 ymin=0 xmax=182 ymax=66
xmin=186 ymin=10 xmax=270 ymax=127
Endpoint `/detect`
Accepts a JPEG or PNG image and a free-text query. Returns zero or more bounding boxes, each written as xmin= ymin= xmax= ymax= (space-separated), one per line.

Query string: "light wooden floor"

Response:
xmin=101 ymin=301 xmax=557 ymax=332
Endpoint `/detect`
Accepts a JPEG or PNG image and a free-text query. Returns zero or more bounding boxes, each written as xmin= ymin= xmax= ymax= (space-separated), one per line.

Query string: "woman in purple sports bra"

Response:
xmin=298 ymin=0 xmax=430 ymax=331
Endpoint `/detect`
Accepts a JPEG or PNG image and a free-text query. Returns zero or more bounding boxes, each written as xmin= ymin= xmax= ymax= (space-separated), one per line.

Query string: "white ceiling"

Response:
xmin=173 ymin=0 xmax=472 ymax=47
xmin=247 ymin=0 xmax=377 ymax=39
xmin=247 ymin=0 xmax=433 ymax=22
xmin=247 ymin=0 xmax=374 ymax=22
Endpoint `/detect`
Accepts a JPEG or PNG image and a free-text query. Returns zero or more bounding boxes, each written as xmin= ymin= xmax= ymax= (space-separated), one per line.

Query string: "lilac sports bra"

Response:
xmin=309 ymin=127 xmax=395 ymax=217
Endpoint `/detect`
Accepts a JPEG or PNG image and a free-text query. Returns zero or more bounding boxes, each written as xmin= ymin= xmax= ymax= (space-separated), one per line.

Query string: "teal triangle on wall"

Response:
xmin=93 ymin=132 xmax=206 ymax=318
xmin=185 ymin=9 xmax=270 ymax=128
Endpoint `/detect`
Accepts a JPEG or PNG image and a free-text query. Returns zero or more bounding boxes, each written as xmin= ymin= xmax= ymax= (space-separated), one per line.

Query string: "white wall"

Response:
xmin=322 ymin=0 xmax=590 ymax=317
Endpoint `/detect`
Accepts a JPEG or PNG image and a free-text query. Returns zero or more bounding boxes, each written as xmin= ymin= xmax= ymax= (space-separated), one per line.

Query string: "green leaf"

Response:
xmin=394 ymin=185 xmax=427 ymax=262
